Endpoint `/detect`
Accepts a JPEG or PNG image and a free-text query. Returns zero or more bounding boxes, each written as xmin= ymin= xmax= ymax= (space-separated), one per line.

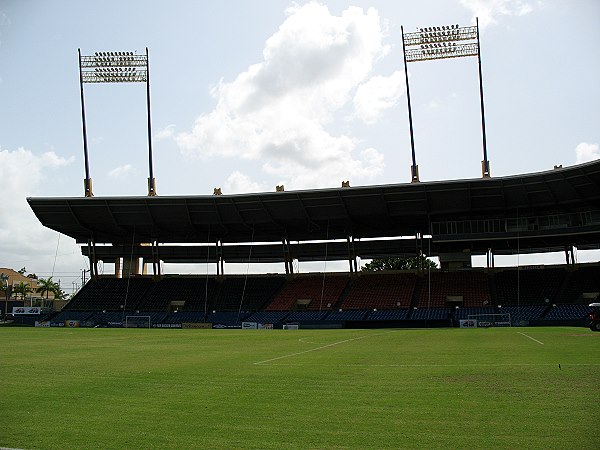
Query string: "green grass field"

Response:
xmin=1 ymin=327 xmax=598 ymax=449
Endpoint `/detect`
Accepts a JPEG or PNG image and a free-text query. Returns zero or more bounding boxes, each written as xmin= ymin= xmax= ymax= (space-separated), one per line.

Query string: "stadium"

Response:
xmin=21 ymin=158 xmax=600 ymax=331
xmin=2 ymin=7 xmax=600 ymax=450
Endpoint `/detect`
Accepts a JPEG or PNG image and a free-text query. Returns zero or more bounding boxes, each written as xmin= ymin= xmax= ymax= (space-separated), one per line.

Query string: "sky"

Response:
xmin=0 ymin=0 xmax=599 ymax=291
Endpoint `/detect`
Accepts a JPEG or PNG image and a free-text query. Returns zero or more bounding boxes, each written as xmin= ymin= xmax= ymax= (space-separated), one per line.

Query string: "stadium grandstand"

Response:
xmin=19 ymin=159 xmax=600 ymax=329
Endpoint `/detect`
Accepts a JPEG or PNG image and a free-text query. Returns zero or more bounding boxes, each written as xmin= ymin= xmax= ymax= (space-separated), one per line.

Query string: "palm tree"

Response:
xmin=36 ymin=277 xmax=59 ymax=300
xmin=14 ymin=282 xmax=33 ymax=305
xmin=54 ymin=287 xmax=67 ymax=301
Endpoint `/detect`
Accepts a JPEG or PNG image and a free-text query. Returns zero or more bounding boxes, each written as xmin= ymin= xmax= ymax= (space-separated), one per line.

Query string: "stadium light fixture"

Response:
xmin=401 ymin=18 xmax=491 ymax=180
xmin=79 ymin=51 xmax=148 ymax=83
xmin=78 ymin=48 xmax=157 ymax=197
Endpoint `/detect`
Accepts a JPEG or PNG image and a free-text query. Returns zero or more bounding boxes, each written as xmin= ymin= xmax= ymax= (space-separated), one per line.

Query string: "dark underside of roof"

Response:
xmin=29 ymin=160 xmax=600 ymax=261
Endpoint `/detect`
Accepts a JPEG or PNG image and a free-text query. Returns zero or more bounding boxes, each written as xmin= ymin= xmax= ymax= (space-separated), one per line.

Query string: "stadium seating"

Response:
xmin=544 ymin=304 xmax=591 ymax=320
xmin=66 ymin=277 xmax=152 ymax=311
xmin=164 ymin=311 xmax=206 ymax=324
xmin=245 ymin=311 xmax=290 ymax=324
xmin=265 ymin=275 xmax=348 ymax=311
xmin=340 ymin=273 xmax=416 ymax=310
xmin=417 ymin=271 xmax=490 ymax=308
xmin=207 ymin=311 xmax=247 ymax=325
xmin=366 ymin=309 xmax=409 ymax=320
xmin=138 ymin=276 xmax=218 ymax=311
xmin=211 ymin=276 xmax=285 ymax=311
xmin=560 ymin=266 xmax=600 ymax=304
xmin=494 ymin=267 xmax=565 ymax=305
xmin=325 ymin=310 xmax=368 ymax=321
xmin=49 ymin=311 xmax=93 ymax=324
xmin=87 ymin=311 xmax=126 ymax=325
xmin=285 ymin=310 xmax=329 ymax=321
xmin=499 ymin=305 xmax=547 ymax=322
xmin=53 ymin=263 xmax=598 ymax=328
xmin=453 ymin=306 xmax=498 ymax=320
xmin=410 ymin=307 xmax=451 ymax=320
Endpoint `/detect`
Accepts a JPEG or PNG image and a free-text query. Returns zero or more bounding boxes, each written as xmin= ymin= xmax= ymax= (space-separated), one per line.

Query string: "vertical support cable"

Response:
xmin=238 ymin=226 xmax=255 ymax=322
xmin=122 ymin=227 xmax=136 ymax=324
xmin=428 ymin=224 xmax=431 ymax=326
xmin=204 ymin=231 xmax=211 ymax=322
xmin=319 ymin=221 xmax=330 ymax=314
xmin=51 ymin=234 xmax=61 ymax=278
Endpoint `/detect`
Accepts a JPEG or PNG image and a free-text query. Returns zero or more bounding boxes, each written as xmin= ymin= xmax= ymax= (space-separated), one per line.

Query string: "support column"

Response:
xmin=122 ymin=256 xmax=140 ymax=277
xmin=87 ymin=238 xmax=98 ymax=281
xmin=347 ymin=236 xmax=358 ymax=274
xmin=486 ymin=248 xmax=495 ymax=268
xmin=115 ymin=257 xmax=122 ymax=278
xmin=151 ymin=240 xmax=161 ymax=278
xmin=282 ymin=238 xmax=294 ymax=276
xmin=353 ymin=239 xmax=358 ymax=273
xmin=216 ymin=240 xmax=224 ymax=276
xmin=415 ymin=231 xmax=424 ymax=271
xmin=564 ymin=245 xmax=575 ymax=265
xmin=347 ymin=236 xmax=353 ymax=274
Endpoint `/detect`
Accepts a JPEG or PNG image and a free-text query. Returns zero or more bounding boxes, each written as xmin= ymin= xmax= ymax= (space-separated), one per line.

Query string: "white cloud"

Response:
xmin=459 ymin=0 xmax=540 ymax=29
xmin=224 ymin=171 xmax=268 ymax=194
xmin=0 ymin=148 xmax=72 ymax=198
xmin=425 ymin=99 xmax=440 ymax=112
xmin=0 ymin=147 xmax=78 ymax=271
xmin=0 ymin=11 xmax=10 ymax=50
xmin=108 ymin=164 xmax=135 ymax=178
xmin=353 ymin=71 xmax=404 ymax=124
xmin=575 ymin=142 xmax=599 ymax=164
xmin=156 ymin=124 xmax=176 ymax=139
xmin=176 ymin=2 xmax=388 ymax=190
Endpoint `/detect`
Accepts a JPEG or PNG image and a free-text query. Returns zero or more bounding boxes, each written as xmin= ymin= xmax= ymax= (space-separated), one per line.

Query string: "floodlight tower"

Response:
xmin=78 ymin=48 xmax=157 ymax=197
xmin=401 ymin=18 xmax=490 ymax=181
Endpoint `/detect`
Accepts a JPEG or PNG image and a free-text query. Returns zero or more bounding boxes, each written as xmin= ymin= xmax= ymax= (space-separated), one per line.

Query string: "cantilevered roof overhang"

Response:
xmin=28 ymin=160 xmax=600 ymax=256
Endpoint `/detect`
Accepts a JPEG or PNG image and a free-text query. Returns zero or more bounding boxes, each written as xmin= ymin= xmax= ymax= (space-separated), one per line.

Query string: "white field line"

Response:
xmin=254 ymin=330 xmax=398 ymax=365
xmin=517 ymin=331 xmax=544 ymax=345
xmin=253 ymin=362 xmax=600 ymax=368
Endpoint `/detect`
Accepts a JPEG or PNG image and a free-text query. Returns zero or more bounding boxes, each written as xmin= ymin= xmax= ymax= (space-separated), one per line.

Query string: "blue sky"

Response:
xmin=1 ymin=0 xmax=598 ymax=290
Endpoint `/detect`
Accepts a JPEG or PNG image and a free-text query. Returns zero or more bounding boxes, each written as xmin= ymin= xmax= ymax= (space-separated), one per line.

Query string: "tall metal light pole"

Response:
xmin=475 ymin=18 xmax=490 ymax=177
xmin=401 ymin=26 xmax=419 ymax=183
xmin=144 ymin=48 xmax=156 ymax=196
xmin=77 ymin=49 xmax=93 ymax=197
xmin=401 ymin=19 xmax=491 ymax=179
xmin=78 ymin=49 xmax=157 ymax=197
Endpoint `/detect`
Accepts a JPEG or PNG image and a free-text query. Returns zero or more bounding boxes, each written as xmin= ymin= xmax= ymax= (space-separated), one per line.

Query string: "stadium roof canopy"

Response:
xmin=28 ymin=160 xmax=600 ymax=260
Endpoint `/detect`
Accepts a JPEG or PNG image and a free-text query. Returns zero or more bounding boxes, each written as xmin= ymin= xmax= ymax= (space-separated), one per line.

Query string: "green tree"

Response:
xmin=362 ymin=255 xmax=437 ymax=272
xmin=54 ymin=287 xmax=67 ymax=301
xmin=36 ymin=277 xmax=60 ymax=300
xmin=13 ymin=281 xmax=33 ymax=303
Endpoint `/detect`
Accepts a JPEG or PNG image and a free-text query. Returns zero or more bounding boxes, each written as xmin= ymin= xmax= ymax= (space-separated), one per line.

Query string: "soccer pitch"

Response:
xmin=1 ymin=327 xmax=598 ymax=449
